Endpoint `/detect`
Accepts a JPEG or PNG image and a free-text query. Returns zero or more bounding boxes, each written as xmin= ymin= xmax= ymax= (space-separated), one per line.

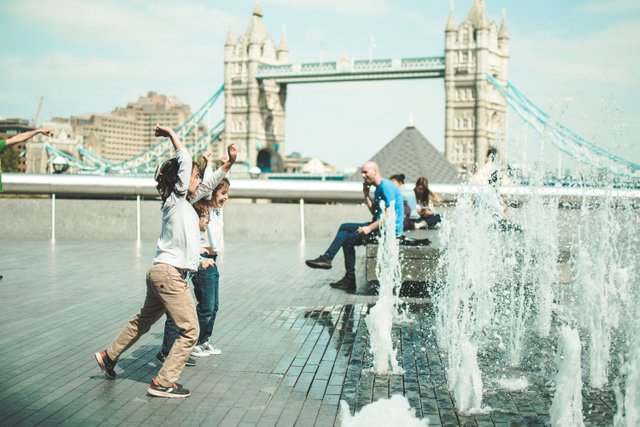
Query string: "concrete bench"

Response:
xmin=365 ymin=229 xmax=441 ymax=288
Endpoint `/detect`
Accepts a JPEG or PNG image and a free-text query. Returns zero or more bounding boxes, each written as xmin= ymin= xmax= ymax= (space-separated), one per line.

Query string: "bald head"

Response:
xmin=361 ymin=161 xmax=382 ymax=186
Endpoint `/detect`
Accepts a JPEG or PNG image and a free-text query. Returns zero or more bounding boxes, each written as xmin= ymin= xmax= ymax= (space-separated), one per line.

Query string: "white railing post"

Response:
xmin=51 ymin=193 xmax=56 ymax=242
xmin=299 ymin=198 xmax=305 ymax=243
xmin=136 ymin=195 xmax=141 ymax=242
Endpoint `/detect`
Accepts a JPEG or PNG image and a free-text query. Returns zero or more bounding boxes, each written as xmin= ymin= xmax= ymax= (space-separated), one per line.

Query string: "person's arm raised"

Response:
xmin=155 ymin=124 xmax=190 ymax=195
xmin=7 ymin=128 xmax=52 ymax=147
xmin=219 ymin=143 xmax=238 ymax=173
xmin=154 ymin=124 xmax=183 ymax=151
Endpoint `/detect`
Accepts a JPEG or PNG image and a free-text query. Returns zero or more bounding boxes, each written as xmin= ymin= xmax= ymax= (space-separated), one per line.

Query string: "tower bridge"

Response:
xmin=38 ymin=1 xmax=639 ymax=180
xmin=255 ymin=56 xmax=446 ymax=84
xmin=224 ymin=0 xmax=509 ymax=173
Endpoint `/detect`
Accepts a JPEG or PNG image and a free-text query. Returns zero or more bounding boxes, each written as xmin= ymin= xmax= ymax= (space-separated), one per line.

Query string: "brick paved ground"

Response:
xmin=0 ymin=241 xmax=618 ymax=426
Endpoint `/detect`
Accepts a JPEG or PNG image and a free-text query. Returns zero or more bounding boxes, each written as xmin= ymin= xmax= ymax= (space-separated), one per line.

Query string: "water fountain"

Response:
xmin=432 ymin=173 xmax=640 ymax=421
xmin=343 ymin=146 xmax=639 ymax=424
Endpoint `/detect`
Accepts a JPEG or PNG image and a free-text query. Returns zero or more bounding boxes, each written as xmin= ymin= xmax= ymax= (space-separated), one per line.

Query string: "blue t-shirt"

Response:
xmin=373 ymin=178 xmax=404 ymax=235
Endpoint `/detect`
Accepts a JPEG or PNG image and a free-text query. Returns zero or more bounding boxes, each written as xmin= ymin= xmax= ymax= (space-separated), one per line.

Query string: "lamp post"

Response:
xmin=51 ymin=156 xmax=69 ymax=174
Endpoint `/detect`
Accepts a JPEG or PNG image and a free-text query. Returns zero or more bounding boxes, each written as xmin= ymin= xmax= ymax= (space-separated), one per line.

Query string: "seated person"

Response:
xmin=305 ymin=162 xmax=404 ymax=290
xmin=389 ymin=174 xmax=413 ymax=231
xmin=412 ymin=176 xmax=442 ymax=230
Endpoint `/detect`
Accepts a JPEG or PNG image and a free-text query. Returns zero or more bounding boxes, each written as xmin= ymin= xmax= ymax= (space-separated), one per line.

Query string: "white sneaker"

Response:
xmin=191 ymin=344 xmax=210 ymax=358
xmin=202 ymin=340 xmax=222 ymax=355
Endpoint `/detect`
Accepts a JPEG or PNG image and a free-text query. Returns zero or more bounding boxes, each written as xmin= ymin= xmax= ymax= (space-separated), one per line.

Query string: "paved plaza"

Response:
xmin=0 ymin=240 xmax=619 ymax=426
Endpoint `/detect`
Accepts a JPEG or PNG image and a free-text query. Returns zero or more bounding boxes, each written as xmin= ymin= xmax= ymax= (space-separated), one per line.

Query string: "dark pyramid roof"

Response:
xmin=367 ymin=125 xmax=459 ymax=184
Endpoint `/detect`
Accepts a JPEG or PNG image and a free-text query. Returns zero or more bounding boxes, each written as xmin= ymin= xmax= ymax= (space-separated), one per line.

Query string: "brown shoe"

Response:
xmin=329 ymin=277 xmax=356 ymax=289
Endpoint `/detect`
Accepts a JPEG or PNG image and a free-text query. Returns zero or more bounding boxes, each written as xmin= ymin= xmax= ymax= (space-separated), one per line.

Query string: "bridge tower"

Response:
xmin=224 ymin=6 xmax=288 ymax=172
xmin=444 ymin=0 xmax=509 ymax=172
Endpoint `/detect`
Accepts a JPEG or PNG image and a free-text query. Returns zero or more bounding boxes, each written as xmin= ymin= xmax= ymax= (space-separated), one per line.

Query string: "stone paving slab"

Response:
xmin=0 ymin=241 xmax=619 ymax=426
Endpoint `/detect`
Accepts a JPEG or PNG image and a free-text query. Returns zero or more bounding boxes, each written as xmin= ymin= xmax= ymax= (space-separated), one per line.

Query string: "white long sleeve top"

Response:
xmin=152 ymin=147 xmax=201 ymax=272
xmin=192 ymin=165 xmax=227 ymax=253
xmin=191 ymin=166 xmax=226 ymax=204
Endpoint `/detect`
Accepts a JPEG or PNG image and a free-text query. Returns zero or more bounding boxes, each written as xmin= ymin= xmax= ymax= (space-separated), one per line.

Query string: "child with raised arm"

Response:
xmin=190 ymin=177 xmax=231 ymax=357
xmin=157 ymin=145 xmax=237 ymax=363
xmin=94 ymin=124 xmax=202 ymax=399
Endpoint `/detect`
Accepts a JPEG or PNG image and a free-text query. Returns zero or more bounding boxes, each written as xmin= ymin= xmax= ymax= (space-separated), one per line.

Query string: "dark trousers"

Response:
xmin=323 ymin=222 xmax=372 ymax=280
xmin=162 ymin=256 xmax=219 ymax=354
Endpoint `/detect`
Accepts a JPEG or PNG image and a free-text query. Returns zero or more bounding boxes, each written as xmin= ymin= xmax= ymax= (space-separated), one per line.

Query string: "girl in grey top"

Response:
xmin=94 ymin=124 xmax=203 ymax=399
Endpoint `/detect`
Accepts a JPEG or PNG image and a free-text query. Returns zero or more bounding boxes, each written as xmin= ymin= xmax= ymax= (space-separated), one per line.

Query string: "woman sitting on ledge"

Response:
xmin=411 ymin=176 xmax=442 ymax=230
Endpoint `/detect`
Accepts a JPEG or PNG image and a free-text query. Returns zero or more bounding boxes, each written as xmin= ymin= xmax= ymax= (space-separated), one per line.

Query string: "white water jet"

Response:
xmin=549 ymin=325 xmax=584 ymax=427
xmin=366 ymin=299 xmax=401 ymax=375
xmin=575 ymin=195 xmax=622 ymax=388
xmin=520 ymin=180 xmax=558 ymax=339
xmin=340 ymin=395 xmax=428 ymax=427
xmin=614 ymin=280 xmax=640 ymax=427
xmin=614 ymin=334 xmax=640 ymax=427
xmin=435 ymin=192 xmax=497 ymax=353
xmin=452 ymin=337 xmax=483 ymax=412
xmin=435 ymin=191 xmax=498 ymax=411
xmin=495 ymin=376 xmax=529 ymax=391
xmin=366 ymin=201 xmax=403 ymax=375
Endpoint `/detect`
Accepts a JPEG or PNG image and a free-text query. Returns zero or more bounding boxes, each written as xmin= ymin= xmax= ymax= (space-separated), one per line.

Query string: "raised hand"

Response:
xmin=203 ymin=151 xmax=213 ymax=166
xmin=227 ymin=143 xmax=238 ymax=163
xmin=154 ymin=124 xmax=173 ymax=138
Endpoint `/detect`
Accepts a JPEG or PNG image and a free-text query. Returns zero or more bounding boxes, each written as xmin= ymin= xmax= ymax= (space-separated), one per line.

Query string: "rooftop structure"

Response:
xmin=369 ymin=123 xmax=460 ymax=184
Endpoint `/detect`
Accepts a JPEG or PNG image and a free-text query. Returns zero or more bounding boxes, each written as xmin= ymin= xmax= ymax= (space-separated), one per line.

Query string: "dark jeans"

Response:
xmin=161 ymin=259 xmax=219 ymax=355
xmin=416 ymin=213 xmax=441 ymax=228
xmin=323 ymin=222 xmax=371 ymax=280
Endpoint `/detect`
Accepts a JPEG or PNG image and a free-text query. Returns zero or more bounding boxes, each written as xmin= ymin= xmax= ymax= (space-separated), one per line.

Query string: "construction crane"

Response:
xmin=31 ymin=96 xmax=43 ymax=128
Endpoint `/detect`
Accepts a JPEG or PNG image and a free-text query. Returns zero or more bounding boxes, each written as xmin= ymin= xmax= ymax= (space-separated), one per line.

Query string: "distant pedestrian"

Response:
xmin=94 ymin=124 xmax=202 ymax=399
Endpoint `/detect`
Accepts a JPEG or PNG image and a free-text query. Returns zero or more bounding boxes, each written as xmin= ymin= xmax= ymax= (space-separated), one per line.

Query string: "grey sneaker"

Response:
xmin=305 ymin=255 xmax=332 ymax=269
xmin=191 ymin=344 xmax=210 ymax=358
xmin=147 ymin=379 xmax=191 ymax=398
xmin=201 ymin=340 xmax=222 ymax=355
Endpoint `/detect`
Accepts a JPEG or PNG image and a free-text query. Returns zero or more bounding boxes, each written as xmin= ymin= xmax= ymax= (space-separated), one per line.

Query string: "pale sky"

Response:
xmin=1 ymin=0 xmax=639 ymax=171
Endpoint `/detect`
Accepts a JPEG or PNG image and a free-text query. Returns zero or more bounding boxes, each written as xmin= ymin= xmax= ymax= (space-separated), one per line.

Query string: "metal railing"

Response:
xmin=3 ymin=173 xmax=639 ymax=242
xmin=4 ymin=173 xmax=640 ymax=201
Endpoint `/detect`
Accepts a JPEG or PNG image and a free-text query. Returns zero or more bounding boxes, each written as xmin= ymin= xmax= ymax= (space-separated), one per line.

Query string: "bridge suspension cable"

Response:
xmin=487 ymin=74 xmax=640 ymax=179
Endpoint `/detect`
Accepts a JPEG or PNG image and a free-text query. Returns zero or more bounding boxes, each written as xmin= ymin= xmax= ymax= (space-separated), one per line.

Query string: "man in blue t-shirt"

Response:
xmin=305 ymin=161 xmax=404 ymax=290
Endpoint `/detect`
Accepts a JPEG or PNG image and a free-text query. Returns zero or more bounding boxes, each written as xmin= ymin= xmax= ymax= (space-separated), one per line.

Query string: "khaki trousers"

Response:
xmin=107 ymin=263 xmax=199 ymax=387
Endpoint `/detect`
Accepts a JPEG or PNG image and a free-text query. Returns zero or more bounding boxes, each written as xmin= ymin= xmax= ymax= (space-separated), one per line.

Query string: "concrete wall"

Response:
xmin=0 ymin=197 xmax=368 ymax=241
